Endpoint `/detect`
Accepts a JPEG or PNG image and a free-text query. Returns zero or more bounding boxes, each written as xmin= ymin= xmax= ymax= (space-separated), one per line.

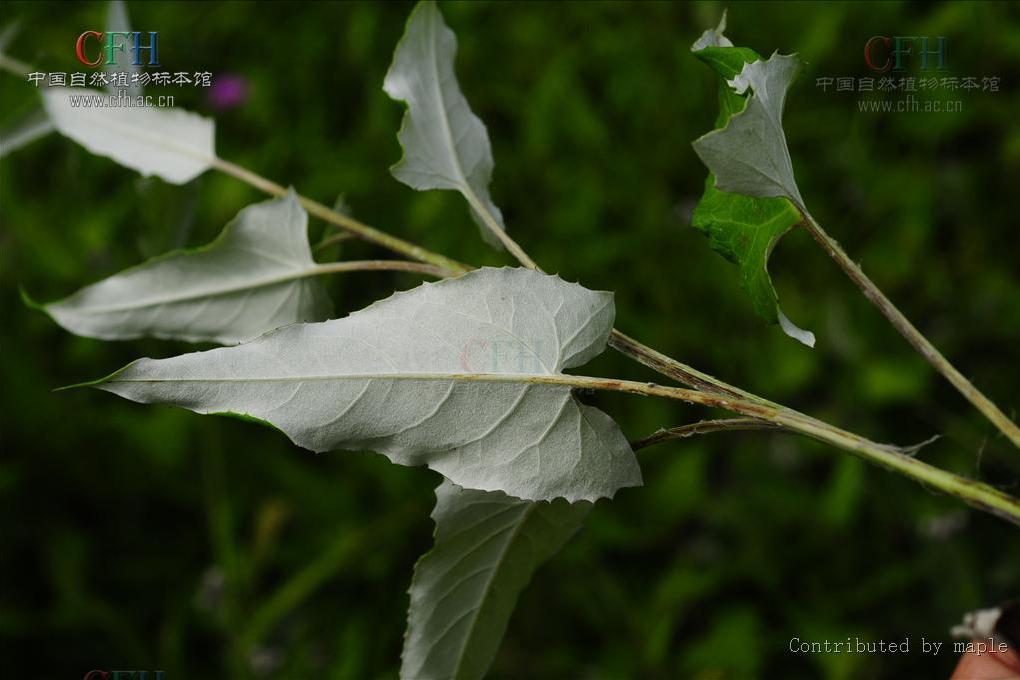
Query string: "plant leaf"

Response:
xmin=384 ymin=1 xmax=506 ymax=248
xmin=690 ymin=25 xmax=814 ymax=347
xmin=401 ymin=480 xmax=589 ymax=680
xmin=691 ymin=182 xmax=807 ymax=340
xmin=41 ymin=86 xmax=215 ymax=184
xmin=692 ymin=52 xmax=805 ymax=207
xmin=105 ymin=0 xmax=142 ymax=98
xmin=38 ymin=191 xmax=332 ymax=344
xmin=87 ymin=267 xmax=641 ymax=502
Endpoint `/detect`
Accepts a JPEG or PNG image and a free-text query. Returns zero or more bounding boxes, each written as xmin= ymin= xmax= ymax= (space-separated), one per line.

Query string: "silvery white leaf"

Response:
xmin=42 ymin=192 xmax=332 ymax=344
xmin=42 ymin=86 xmax=215 ymax=184
xmin=91 ymin=267 xmax=641 ymax=502
xmin=692 ymin=53 xmax=805 ymax=208
xmin=401 ymin=480 xmax=589 ymax=680
xmin=105 ymin=0 xmax=142 ymax=98
xmin=691 ymin=9 xmax=732 ymax=51
xmin=0 ymin=108 xmax=54 ymax=158
xmin=383 ymin=1 xmax=506 ymax=248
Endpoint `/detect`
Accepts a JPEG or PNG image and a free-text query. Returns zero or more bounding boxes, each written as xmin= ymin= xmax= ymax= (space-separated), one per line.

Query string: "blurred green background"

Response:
xmin=2 ymin=1 xmax=1019 ymax=678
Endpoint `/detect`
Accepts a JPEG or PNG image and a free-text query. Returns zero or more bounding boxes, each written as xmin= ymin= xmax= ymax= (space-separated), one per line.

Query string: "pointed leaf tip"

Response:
xmin=384 ymin=1 xmax=506 ymax=249
xmin=41 ymin=192 xmax=332 ymax=344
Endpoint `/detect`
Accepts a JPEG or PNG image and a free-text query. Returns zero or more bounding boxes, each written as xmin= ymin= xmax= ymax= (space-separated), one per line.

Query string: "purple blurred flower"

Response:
xmin=207 ymin=73 xmax=249 ymax=110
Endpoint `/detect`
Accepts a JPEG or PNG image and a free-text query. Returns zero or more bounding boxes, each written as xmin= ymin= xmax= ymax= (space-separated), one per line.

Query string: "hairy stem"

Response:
xmin=801 ymin=211 xmax=1020 ymax=451
xmin=632 ymin=418 xmax=783 ymax=450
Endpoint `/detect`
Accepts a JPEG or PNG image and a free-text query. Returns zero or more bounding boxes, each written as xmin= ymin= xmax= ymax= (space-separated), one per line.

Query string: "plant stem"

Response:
xmin=309 ymin=260 xmax=447 ymax=278
xmin=210 ymin=157 xmax=471 ymax=277
xmin=607 ymin=329 xmax=777 ymax=405
xmin=801 ymin=210 xmax=1020 ymax=451
xmin=461 ymin=186 xmax=539 ymax=269
xmin=632 ymin=418 xmax=783 ymax=450
xmin=522 ymin=373 xmax=1020 ymax=526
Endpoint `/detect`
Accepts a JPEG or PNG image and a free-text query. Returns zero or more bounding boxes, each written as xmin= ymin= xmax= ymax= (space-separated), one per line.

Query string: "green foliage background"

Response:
xmin=2 ymin=1 xmax=1019 ymax=678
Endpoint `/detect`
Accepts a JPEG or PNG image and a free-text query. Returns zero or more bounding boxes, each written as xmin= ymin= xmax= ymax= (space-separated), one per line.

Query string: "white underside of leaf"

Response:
xmin=778 ymin=308 xmax=816 ymax=348
xmin=692 ymin=53 xmax=804 ymax=207
xmin=42 ymin=86 xmax=215 ymax=184
xmin=383 ymin=1 xmax=506 ymax=248
xmin=401 ymin=480 xmax=589 ymax=680
xmin=45 ymin=191 xmax=332 ymax=344
xmin=93 ymin=267 xmax=641 ymax=502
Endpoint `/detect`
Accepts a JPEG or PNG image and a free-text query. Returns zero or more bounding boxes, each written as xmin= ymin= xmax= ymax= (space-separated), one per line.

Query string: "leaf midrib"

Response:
xmin=106 ymin=371 xmax=575 ymax=385
xmin=450 ymin=502 xmax=536 ymax=680
xmin=59 ymin=263 xmax=316 ymax=314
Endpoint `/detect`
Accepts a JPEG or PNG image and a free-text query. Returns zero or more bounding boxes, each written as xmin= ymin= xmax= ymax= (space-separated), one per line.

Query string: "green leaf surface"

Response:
xmin=401 ymin=480 xmax=590 ymax=680
xmin=691 ymin=182 xmax=801 ymax=328
xmin=690 ymin=23 xmax=814 ymax=346
xmin=383 ymin=1 xmax=506 ymax=248
xmin=87 ymin=267 xmax=641 ymax=502
xmin=40 ymin=192 xmax=333 ymax=344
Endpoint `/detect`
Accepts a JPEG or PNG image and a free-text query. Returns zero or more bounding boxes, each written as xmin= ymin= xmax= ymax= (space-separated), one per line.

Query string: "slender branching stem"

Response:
xmin=632 ymin=418 xmax=783 ymax=450
xmin=460 ymin=186 xmax=540 ymax=269
xmin=309 ymin=260 xmax=447 ymax=279
xmin=607 ymin=329 xmax=777 ymax=404
xmin=800 ymin=210 xmax=1020 ymax=451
